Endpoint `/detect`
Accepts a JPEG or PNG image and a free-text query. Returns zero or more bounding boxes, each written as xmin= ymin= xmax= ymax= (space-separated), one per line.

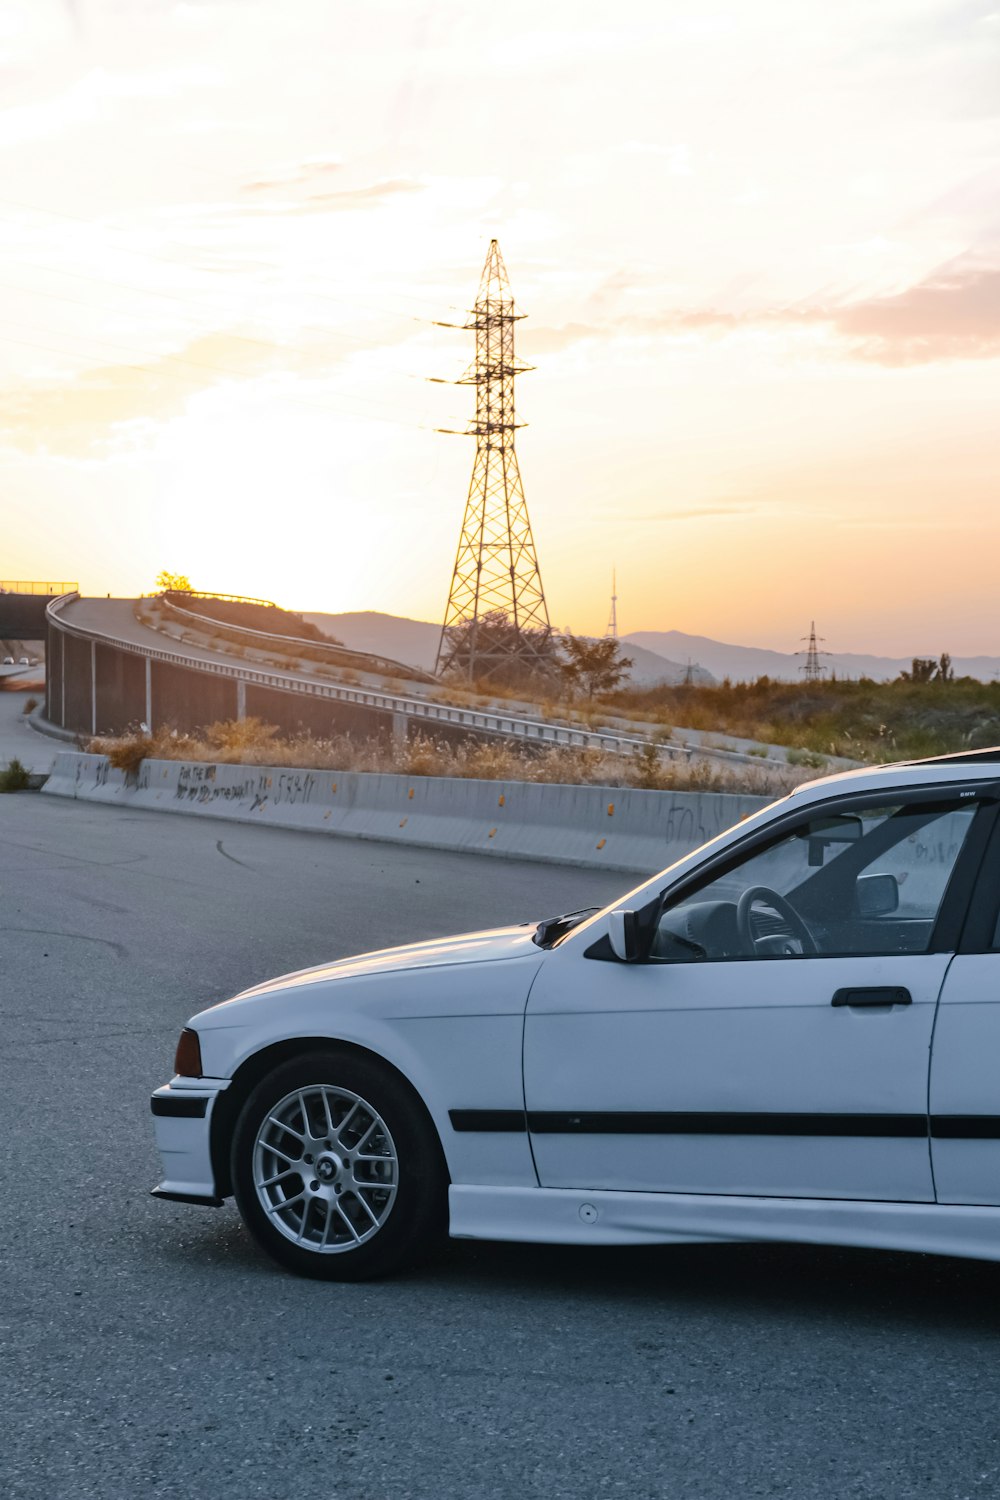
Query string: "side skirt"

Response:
xmin=448 ymin=1184 xmax=1000 ymax=1262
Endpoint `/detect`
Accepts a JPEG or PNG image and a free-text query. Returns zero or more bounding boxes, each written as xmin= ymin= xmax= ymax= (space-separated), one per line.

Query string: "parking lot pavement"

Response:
xmin=4 ymin=792 xmax=1000 ymax=1499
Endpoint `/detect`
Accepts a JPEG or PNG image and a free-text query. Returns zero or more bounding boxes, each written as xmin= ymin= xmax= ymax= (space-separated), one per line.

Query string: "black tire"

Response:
xmin=230 ymin=1049 xmax=448 ymax=1281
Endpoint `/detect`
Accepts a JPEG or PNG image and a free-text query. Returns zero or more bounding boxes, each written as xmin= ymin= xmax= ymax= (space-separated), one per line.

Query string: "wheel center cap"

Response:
xmin=316 ymin=1154 xmax=340 ymax=1183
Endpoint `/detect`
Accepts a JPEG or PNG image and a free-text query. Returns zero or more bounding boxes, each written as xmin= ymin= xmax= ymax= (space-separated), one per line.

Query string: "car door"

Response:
xmin=929 ymin=804 xmax=1000 ymax=1204
xmin=524 ymin=789 xmax=992 ymax=1203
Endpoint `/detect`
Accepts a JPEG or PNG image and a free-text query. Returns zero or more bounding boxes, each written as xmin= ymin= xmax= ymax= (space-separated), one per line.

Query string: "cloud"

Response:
xmin=0 ymin=64 xmax=220 ymax=149
xmin=244 ymin=159 xmax=343 ymax=192
xmin=0 ymin=331 xmax=299 ymax=454
xmin=832 ymin=264 xmax=1000 ymax=364
xmin=572 ymin=259 xmax=1000 ymax=366
xmin=242 ymin=163 xmax=423 ymax=214
xmin=521 ymin=321 xmax=605 ymax=354
xmin=618 ymin=499 xmax=762 ymax=523
xmin=306 ymin=178 xmax=424 ymax=210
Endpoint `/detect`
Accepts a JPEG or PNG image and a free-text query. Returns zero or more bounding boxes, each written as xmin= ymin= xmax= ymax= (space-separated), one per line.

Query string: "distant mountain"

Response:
xmin=304 ymin=611 xmax=441 ymax=671
xmin=625 ymin=630 xmax=1000 ymax=684
xmin=305 ymin=610 xmax=712 ymax=684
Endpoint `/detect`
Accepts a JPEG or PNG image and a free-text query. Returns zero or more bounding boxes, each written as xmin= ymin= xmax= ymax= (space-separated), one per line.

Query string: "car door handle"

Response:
xmin=831 ymin=987 xmax=912 ymax=1008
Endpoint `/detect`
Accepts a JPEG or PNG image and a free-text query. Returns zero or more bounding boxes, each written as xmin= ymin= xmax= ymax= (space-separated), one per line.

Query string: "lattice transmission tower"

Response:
xmin=797 ymin=620 xmax=830 ymax=682
xmin=606 ymin=568 xmax=618 ymax=639
xmin=434 ymin=241 xmax=552 ymax=681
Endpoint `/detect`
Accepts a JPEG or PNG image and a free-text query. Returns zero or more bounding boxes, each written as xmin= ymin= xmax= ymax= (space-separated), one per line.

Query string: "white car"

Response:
xmin=152 ymin=750 xmax=1000 ymax=1280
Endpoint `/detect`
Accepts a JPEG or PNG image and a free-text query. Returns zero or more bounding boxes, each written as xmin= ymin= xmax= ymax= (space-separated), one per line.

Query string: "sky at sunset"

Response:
xmin=1 ymin=0 xmax=999 ymax=654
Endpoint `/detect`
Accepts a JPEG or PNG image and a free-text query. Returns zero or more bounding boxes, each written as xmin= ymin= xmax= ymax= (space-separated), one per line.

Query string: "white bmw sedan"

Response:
xmin=152 ymin=751 xmax=1000 ymax=1279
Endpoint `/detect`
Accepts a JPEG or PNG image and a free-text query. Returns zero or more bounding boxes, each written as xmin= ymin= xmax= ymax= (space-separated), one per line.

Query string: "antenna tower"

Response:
xmin=434 ymin=241 xmax=552 ymax=680
xmin=797 ymin=621 xmax=830 ymax=682
xmin=606 ymin=569 xmax=618 ymax=639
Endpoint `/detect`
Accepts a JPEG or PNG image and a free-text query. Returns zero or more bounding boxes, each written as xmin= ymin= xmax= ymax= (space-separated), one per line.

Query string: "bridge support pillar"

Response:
xmin=145 ymin=657 xmax=152 ymax=732
xmin=236 ymin=678 xmax=246 ymax=721
xmin=391 ymin=711 xmax=408 ymax=747
xmin=90 ymin=640 xmax=96 ymax=737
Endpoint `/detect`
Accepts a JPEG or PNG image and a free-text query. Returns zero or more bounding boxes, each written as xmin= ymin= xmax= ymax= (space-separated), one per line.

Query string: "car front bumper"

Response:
xmin=150 ymin=1078 xmax=231 ymax=1207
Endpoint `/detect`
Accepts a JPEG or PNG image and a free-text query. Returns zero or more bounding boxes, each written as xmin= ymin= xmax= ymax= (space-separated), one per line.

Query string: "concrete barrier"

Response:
xmin=43 ymin=752 xmax=770 ymax=874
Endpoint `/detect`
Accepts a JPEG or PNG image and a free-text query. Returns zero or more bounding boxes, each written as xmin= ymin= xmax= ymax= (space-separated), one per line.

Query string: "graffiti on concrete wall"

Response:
xmin=175 ymin=763 xmax=316 ymax=810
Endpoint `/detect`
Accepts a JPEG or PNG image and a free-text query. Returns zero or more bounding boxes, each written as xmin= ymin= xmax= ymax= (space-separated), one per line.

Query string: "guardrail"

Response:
xmin=157 ymin=594 xmax=436 ymax=685
xmin=162 ymin=588 xmax=279 ymax=607
xmin=1 ymin=580 xmax=78 ymax=595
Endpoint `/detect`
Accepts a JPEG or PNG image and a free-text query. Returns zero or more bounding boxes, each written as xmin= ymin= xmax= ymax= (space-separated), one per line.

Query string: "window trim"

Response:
xmin=956 ymin=808 xmax=1000 ymax=954
xmin=636 ymin=782 xmax=1000 ymax=966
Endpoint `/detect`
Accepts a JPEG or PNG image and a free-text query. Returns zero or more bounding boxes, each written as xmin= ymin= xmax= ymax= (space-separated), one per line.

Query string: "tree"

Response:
xmin=155 ymin=571 xmax=192 ymax=593
xmin=558 ymin=634 xmax=634 ymax=699
xmin=440 ymin=609 xmax=558 ymax=686
xmin=898 ymin=654 xmax=953 ymax=685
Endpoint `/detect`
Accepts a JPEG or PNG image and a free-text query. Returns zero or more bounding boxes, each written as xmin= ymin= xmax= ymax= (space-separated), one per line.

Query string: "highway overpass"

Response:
xmin=45 ymin=593 xmax=684 ymax=759
xmin=0 ymin=580 xmax=76 ymax=640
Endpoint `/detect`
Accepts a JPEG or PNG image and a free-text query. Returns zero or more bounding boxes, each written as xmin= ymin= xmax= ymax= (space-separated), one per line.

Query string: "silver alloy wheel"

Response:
xmin=252 ymin=1084 xmax=398 ymax=1254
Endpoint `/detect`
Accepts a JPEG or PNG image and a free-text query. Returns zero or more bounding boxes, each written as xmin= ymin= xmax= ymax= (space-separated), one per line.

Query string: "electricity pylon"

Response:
xmin=797 ymin=621 xmax=830 ymax=682
xmin=434 ymin=241 xmax=552 ymax=681
xmin=606 ymin=568 xmax=618 ymax=639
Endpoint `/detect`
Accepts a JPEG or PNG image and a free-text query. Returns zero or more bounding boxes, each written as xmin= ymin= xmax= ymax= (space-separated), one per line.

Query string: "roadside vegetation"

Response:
xmin=0 ymin=757 xmax=30 ymax=792
xmin=88 ymin=718 xmax=809 ymax=796
xmin=602 ymin=675 xmax=1000 ymax=762
xmin=437 ymin=633 xmax=996 ymax=763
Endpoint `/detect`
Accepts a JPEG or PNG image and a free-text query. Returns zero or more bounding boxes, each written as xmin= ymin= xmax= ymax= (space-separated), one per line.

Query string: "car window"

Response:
xmin=653 ymin=798 xmax=978 ymax=962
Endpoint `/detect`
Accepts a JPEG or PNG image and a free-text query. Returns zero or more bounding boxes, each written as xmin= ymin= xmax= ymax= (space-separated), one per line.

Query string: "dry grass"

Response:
xmin=87 ymin=719 xmax=808 ymax=796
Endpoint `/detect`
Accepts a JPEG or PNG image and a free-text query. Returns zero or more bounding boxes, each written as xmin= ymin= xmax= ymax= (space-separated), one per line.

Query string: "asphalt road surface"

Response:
xmin=4 ymin=793 xmax=1000 ymax=1500
xmin=0 ymin=685 xmax=54 ymax=776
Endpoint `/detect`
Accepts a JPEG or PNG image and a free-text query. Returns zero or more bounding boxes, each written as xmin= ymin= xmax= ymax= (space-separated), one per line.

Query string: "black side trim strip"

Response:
xmin=150 ymin=1093 xmax=209 ymax=1119
xmin=526 ymin=1111 xmax=928 ymax=1137
xmin=931 ymin=1115 xmax=1000 ymax=1140
xmin=449 ymin=1109 xmax=526 ymax=1133
xmin=451 ymin=1108 xmax=1000 ymax=1140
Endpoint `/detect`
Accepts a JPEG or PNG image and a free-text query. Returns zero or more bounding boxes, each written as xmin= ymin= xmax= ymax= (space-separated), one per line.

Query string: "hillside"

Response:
xmin=625 ymin=630 xmax=1000 ymax=684
xmin=304 ymin=610 xmax=710 ymax=684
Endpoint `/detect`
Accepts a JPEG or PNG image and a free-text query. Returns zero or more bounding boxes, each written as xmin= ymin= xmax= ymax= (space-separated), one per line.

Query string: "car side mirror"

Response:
xmin=857 ymin=872 xmax=899 ymax=918
xmin=608 ymin=909 xmax=642 ymax=963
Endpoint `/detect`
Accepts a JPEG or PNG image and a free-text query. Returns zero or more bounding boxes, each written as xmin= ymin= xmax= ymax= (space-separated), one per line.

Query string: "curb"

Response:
xmin=27 ymin=708 xmax=80 ymax=744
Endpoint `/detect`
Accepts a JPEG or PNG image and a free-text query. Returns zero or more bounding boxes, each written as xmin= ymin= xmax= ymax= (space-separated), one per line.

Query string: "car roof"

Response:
xmin=789 ymin=747 xmax=1000 ymax=805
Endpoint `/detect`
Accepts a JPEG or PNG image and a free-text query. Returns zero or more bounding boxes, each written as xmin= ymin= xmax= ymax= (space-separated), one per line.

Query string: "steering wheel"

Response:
xmin=735 ymin=885 xmax=817 ymax=956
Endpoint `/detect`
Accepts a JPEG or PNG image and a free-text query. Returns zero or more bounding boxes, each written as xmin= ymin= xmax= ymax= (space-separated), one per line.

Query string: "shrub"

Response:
xmin=107 ymin=734 xmax=154 ymax=778
xmin=0 ymin=758 xmax=30 ymax=792
xmin=204 ymin=717 xmax=280 ymax=755
xmin=787 ymin=747 xmax=827 ymax=769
